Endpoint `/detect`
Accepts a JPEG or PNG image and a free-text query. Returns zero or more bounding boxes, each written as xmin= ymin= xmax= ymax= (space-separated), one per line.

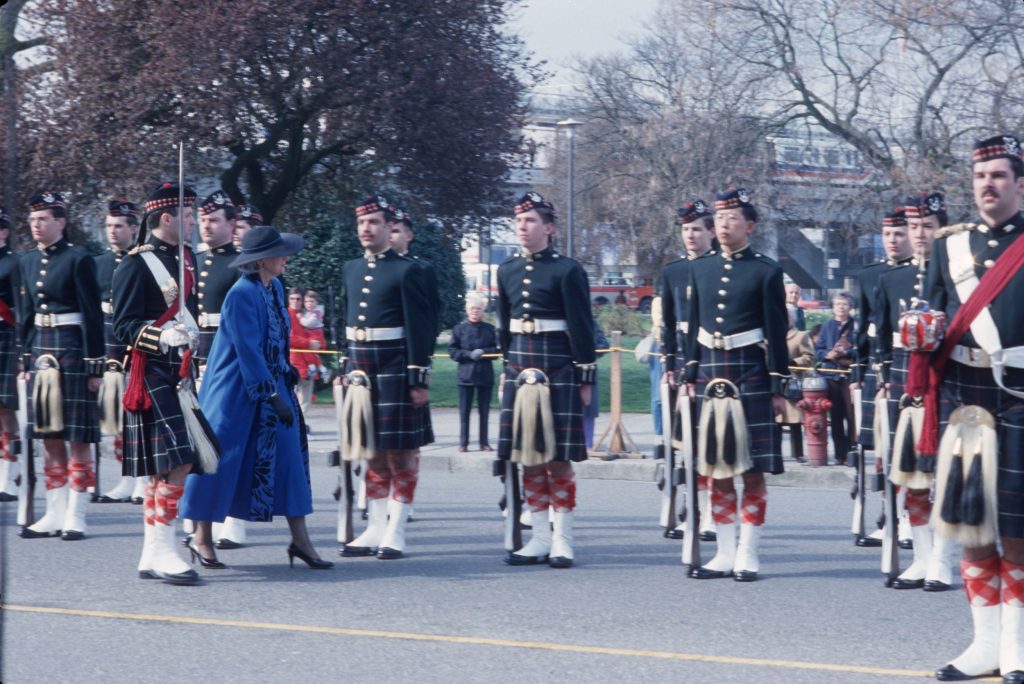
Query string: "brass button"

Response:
xmin=718 ymin=289 xmax=727 ymax=296
xmin=364 ymin=275 xmax=373 ymax=282
xmin=359 ymin=301 xmax=368 ymax=308
xmin=368 ymin=262 xmax=376 ymax=269
xmin=717 ymin=303 xmax=726 ymax=310
xmin=715 ymin=316 xmax=724 ymax=323
xmin=40 ymin=270 xmax=46 ymax=276
xmin=358 ymin=314 xmax=366 ymax=321
xmin=525 ymin=265 xmax=534 ymax=272
xmin=989 ymin=240 xmax=998 ymax=248
xmin=200 ymin=271 xmax=209 ymax=277
xmin=41 ymin=259 xmax=48 ymax=265
xmin=523 ymin=303 xmax=531 ymax=309
xmin=361 ymin=288 xmax=370 ymax=294
xmin=198 ymin=281 xmax=205 ymax=287
xmin=198 ymin=293 xmax=204 ymax=299
xmin=40 ymin=303 xmax=48 ymax=310
xmin=36 ymin=281 xmax=43 ymax=287
xmin=723 ymin=264 xmax=733 ymax=270
xmin=522 ymin=291 xmax=530 ymax=297
xmin=198 ymin=304 xmax=205 ymax=311
xmin=523 ymin=278 xmax=531 ymax=285
xmin=721 ymin=277 xmax=729 ymax=283
xmin=984 ymin=259 xmax=995 ymax=268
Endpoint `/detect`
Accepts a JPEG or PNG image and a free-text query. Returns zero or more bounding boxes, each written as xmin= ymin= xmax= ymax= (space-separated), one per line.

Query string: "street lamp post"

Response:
xmin=556 ymin=118 xmax=582 ymax=259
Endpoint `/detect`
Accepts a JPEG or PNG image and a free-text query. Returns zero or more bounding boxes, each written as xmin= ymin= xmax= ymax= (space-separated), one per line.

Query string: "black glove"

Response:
xmin=269 ymin=393 xmax=294 ymax=427
xmin=287 ymin=366 xmax=300 ymax=389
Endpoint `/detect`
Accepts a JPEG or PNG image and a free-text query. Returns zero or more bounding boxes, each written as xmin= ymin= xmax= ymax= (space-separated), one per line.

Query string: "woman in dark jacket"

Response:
xmin=448 ymin=297 xmax=498 ymax=452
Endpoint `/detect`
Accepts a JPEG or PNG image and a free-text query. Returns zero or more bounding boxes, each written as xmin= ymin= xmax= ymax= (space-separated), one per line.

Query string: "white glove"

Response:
xmin=470 ymin=349 xmax=485 ymax=360
xmin=159 ymin=326 xmax=191 ymax=351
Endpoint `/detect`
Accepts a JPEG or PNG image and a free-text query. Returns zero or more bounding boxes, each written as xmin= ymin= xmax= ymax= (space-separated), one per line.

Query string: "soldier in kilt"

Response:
xmin=112 ymin=182 xmax=203 ymax=585
xmin=927 ymin=135 xmax=1024 ymax=682
xmin=18 ymin=193 xmax=105 ymax=541
xmin=337 ymin=195 xmax=434 ymax=561
xmin=0 ymin=207 xmax=21 ymax=501
xmin=195 ymin=191 xmax=246 ymax=550
xmin=497 ymin=192 xmax=596 ymax=569
xmin=850 ymin=209 xmax=914 ymax=547
xmin=660 ymin=199 xmax=716 ymax=541
xmin=684 ymin=188 xmax=790 ymax=582
xmin=877 ymin=192 xmax=958 ymax=593
xmin=93 ymin=199 xmax=146 ymax=504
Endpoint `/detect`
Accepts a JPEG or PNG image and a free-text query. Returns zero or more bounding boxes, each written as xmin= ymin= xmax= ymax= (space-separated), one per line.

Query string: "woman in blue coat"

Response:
xmin=181 ymin=226 xmax=331 ymax=570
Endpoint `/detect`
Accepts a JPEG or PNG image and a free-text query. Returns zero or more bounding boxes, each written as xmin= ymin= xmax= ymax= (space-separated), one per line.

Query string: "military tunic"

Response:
xmin=0 ymin=245 xmax=21 ymax=408
xmin=853 ymin=259 xmax=890 ymax=449
xmin=496 ymin=246 xmax=595 ymax=463
xmin=684 ymin=246 xmax=789 ymax=474
xmin=926 ymin=214 xmax=1024 ymax=538
xmin=18 ymin=238 xmax=104 ymax=442
xmin=194 ymin=242 xmax=241 ymax=370
xmin=340 ymin=248 xmax=434 ymax=449
xmin=112 ymin=236 xmax=200 ymax=476
xmin=94 ymin=247 xmax=129 ymax=362
xmin=660 ymin=251 xmax=709 ymax=375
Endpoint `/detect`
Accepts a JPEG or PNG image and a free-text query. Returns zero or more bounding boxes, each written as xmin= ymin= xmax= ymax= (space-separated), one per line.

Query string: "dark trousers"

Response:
xmin=458 ymin=384 xmax=493 ymax=447
xmin=826 ymin=378 xmax=854 ymax=464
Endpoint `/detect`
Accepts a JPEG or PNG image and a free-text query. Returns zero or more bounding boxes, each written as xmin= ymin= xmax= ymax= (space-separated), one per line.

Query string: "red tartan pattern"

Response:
xmin=522 ymin=466 xmax=550 ymax=511
xmin=1003 ymin=559 xmax=1024 ymax=607
xmin=740 ymin=490 xmax=767 ymax=526
xmin=904 ymin=489 xmax=931 ymax=527
xmin=391 ymin=468 xmax=418 ymax=503
xmin=0 ymin=432 xmax=15 ymax=462
xmin=155 ymin=481 xmax=184 ymax=525
xmin=43 ymin=463 xmax=67 ymax=490
xmin=114 ymin=436 xmax=123 ymax=462
xmin=143 ymin=480 xmax=156 ymax=526
xmin=962 ymin=554 xmax=1001 ymax=607
xmin=67 ymin=460 xmax=94 ymax=493
xmin=712 ymin=488 xmax=738 ymax=525
xmin=548 ymin=461 xmax=575 ymax=512
xmin=365 ymin=468 xmax=391 ymax=500
xmin=697 ymin=475 xmax=711 ymax=492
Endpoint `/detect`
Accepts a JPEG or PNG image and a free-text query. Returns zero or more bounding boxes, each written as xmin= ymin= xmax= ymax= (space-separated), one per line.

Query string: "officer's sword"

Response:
xmin=177 ymin=142 xmax=186 ymax=327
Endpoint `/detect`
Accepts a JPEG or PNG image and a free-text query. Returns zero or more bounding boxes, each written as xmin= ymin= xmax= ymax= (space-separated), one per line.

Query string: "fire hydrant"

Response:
xmin=797 ymin=374 xmax=832 ymax=467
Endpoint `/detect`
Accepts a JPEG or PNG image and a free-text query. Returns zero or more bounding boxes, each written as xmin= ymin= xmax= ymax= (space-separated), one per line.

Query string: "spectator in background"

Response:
xmin=785 ymin=282 xmax=806 ymax=330
xmin=583 ymin=320 xmax=610 ymax=449
xmin=634 ymin=296 xmax=664 ymax=449
xmin=808 ymin=323 xmax=822 ymax=348
xmin=778 ymin=307 xmax=815 ymax=463
xmin=814 ymin=292 xmax=857 ymax=465
xmin=287 ymin=287 xmax=315 ymax=424
xmin=448 ymin=297 xmax=498 ymax=452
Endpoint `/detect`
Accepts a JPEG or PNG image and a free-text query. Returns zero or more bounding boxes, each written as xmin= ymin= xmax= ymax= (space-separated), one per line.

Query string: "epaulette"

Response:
xmin=934 ymin=222 xmax=976 ymax=239
xmin=127 ymin=244 xmax=155 ymax=256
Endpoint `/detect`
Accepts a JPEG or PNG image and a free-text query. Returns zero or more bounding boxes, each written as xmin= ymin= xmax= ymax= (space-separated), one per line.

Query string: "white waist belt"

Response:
xmin=101 ymin=301 xmax=114 ymax=315
xmin=676 ymin=322 xmax=689 ymax=333
xmin=34 ymin=312 xmax=83 ymax=327
xmin=346 ymin=326 xmax=404 ymax=342
xmin=198 ymin=313 xmax=221 ymax=328
xmin=509 ymin=318 xmax=568 ymax=334
xmin=892 ymin=332 xmax=904 ymax=350
xmin=950 ymin=345 xmax=1024 ymax=370
xmin=697 ymin=327 xmax=764 ymax=351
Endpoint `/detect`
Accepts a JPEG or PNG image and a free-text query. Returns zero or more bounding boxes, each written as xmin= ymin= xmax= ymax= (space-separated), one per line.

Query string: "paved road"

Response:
xmin=2 ymin=426 xmax=971 ymax=683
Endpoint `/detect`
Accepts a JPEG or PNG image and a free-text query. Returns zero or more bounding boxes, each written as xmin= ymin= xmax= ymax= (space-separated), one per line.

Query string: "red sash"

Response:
xmin=0 ymin=298 xmax=13 ymax=327
xmin=910 ymin=227 xmax=1024 ymax=455
xmin=122 ymin=251 xmax=195 ymax=412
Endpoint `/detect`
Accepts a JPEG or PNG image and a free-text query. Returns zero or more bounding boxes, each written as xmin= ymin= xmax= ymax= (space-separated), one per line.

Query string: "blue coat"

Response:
xmin=181 ymin=274 xmax=312 ymax=522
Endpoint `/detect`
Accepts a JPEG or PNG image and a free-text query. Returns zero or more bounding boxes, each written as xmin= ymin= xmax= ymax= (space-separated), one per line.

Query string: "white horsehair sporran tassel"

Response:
xmin=176 ymin=376 xmax=220 ymax=474
xmin=32 ymin=353 xmax=63 ymax=433
xmin=511 ymin=368 xmax=555 ymax=467
xmin=697 ymin=378 xmax=751 ymax=479
xmin=340 ymin=371 xmax=374 ymax=461
xmin=889 ymin=395 xmax=930 ymax=490
xmin=97 ymin=361 xmax=124 ymax=436
xmin=931 ymin=405 xmax=998 ymax=548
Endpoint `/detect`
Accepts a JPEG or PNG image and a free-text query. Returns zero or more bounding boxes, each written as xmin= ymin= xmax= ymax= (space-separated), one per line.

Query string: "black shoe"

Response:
xmin=480 ymin=444 xmax=493 ymax=452
xmin=892 ymin=577 xmax=924 ymax=590
xmin=505 ymin=553 xmax=547 ymax=566
xmin=699 ymin=531 xmax=717 ymax=542
xmin=214 ymin=538 xmax=243 ymax=550
xmin=19 ymin=526 xmax=60 ymax=539
xmin=288 ymin=543 xmax=333 ymax=569
xmin=935 ymin=663 xmax=997 ymax=681
xmin=548 ymin=556 xmax=573 ymax=569
xmin=0 ymin=492 xmax=18 ymax=502
xmin=155 ymin=568 xmax=200 ymax=586
xmin=1003 ymin=670 xmax=1024 ymax=683
xmin=734 ymin=570 xmax=758 ymax=582
xmin=187 ymin=539 xmax=227 ymax=569
xmin=690 ymin=566 xmax=732 ymax=579
xmin=664 ymin=528 xmax=684 ymax=540
xmin=138 ymin=570 xmax=159 ymax=580
xmin=923 ymin=580 xmax=951 ymax=592
xmin=340 ymin=544 xmax=376 ymax=557
xmin=855 ymin=536 xmax=882 ymax=547
xmin=377 ymin=547 xmax=403 ymax=560
xmin=899 ymin=538 xmax=913 ymax=550
xmin=131 ymin=497 xmax=144 ymax=505
xmin=61 ymin=530 xmax=86 ymax=541
xmin=94 ymin=494 xmax=130 ymax=503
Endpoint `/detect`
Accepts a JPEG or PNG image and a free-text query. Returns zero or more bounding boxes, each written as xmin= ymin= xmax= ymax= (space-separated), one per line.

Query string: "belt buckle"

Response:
xmin=354 ymin=327 xmax=367 ymax=342
xmin=39 ymin=314 xmax=51 ymax=327
xmin=521 ymin=319 xmax=535 ymax=334
xmin=712 ymin=333 xmax=725 ymax=350
xmin=970 ymin=348 xmax=986 ymax=365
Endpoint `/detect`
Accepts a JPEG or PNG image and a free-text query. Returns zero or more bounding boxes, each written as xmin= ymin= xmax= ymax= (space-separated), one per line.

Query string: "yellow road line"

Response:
xmin=4 ymin=604 xmax=940 ymax=679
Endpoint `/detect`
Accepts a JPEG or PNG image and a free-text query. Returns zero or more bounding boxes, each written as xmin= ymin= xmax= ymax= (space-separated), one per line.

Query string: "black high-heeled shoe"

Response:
xmin=288 ymin=543 xmax=333 ymax=569
xmin=186 ymin=539 xmax=227 ymax=569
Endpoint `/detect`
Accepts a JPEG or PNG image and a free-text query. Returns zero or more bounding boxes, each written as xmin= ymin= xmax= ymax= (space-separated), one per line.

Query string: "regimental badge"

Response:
xmin=693 ymin=200 xmax=706 ymax=213
xmin=527 ymin=192 xmax=542 ymax=203
xmin=928 ymin=196 xmax=943 ymax=212
xmin=378 ymin=197 xmax=389 ymax=209
xmin=119 ymin=203 xmax=132 ymax=214
xmin=239 ymin=206 xmax=251 ymax=218
xmin=393 ymin=208 xmax=405 ymax=221
xmin=737 ymin=189 xmax=749 ymax=203
xmin=212 ymin=192 xmax=226 ymax=205
xmin=1004 ymin=136 xmax=1020 ymax=156
xmin=42 ymin=193 xmax=54 ymax=204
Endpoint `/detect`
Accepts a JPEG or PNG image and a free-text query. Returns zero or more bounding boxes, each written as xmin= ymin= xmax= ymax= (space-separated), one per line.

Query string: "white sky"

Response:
xmin=508 ymin=0 xmax=662 ymax=88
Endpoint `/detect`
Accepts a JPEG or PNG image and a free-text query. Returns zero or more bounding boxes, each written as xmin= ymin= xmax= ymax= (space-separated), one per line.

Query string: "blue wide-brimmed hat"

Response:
xmin=230 ymin=225 xmax=304 ymax=267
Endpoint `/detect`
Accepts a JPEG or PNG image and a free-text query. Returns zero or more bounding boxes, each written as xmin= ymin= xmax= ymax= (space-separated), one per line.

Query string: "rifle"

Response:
xmin=496 ymin=459 xmax=522 ymax=559
xmin=327 ymin=284 xmax=339 ymax=350
xmin=16 ymin=376 xmax=35 ymax=528
xmin=850 ymin=386 xmax=867 ymax=543
xmin=679 ymin=389 xmax=701 ymax=572
xmin=877 ymin=389 xmax=900 ymax=585
xmin=332 ymin=383 xmax=355 ymax=545
xmin=91 ymin=443 xmax=102 ymax=502
xmin=658 ymin=379 xmax=678 ymax=538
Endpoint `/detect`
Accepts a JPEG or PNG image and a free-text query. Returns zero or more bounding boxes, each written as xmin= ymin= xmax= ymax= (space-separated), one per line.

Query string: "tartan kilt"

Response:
xmin=103 ymin=313 xmax=128 ymax=363
xmin=122 ymin=352 xmax=199 ymax=477
xmin=858 ymin=363 xmax=878 ymax=449
xmin=348 ymin=339 xmax=433 ymax=450
xmin=0 ymin=322 xmax=16 ymax=410
xmin=195 ymin=327 xmax=218 ymax=369
xmin=27 ymin=326 xmax=99 ymax=443
xmin=498 ymin=332 xmax=586 ymax=463
xmin=694 ymin=344 xmax=782 ymax=475
xmin=886 ymin=348 xmax=953 ymax=466
xmin=943 ymin=361 xmax=1024 ymax=539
